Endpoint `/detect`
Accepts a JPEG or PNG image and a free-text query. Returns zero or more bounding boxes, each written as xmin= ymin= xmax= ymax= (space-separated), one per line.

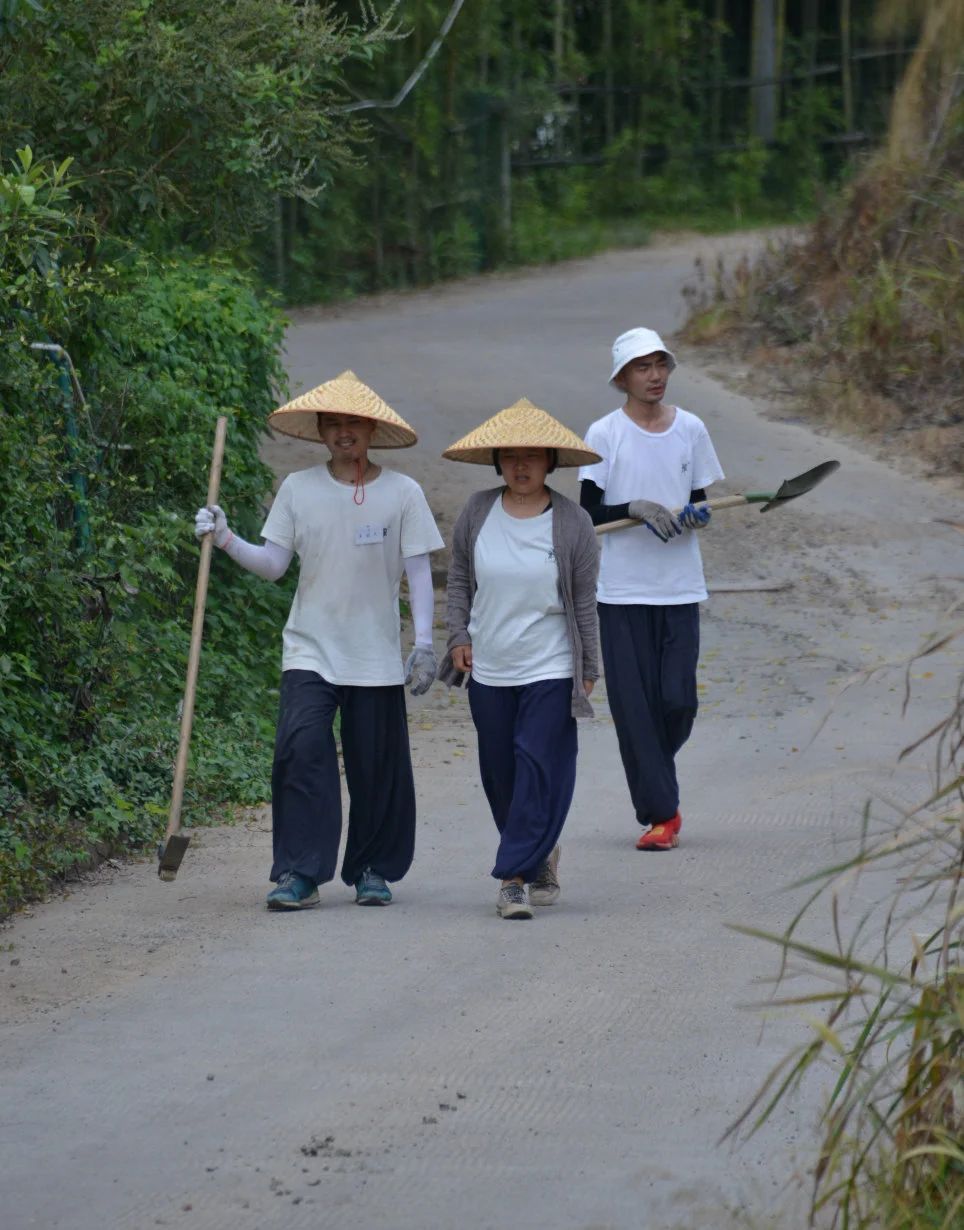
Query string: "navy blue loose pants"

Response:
xmin=468 ymin=677 xmax=577 ymax=882
xmin=270 ymin=669 xmax=416 ymax=887
xmin=598 ymin=602 xmax=700 ymax=827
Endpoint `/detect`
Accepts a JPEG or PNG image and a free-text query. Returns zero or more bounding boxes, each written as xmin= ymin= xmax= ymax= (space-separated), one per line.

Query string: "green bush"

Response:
xmin=509 ymin=169 xmax=603 ymax=265
xmin=0 ymin=152 xmax=293 ymax=914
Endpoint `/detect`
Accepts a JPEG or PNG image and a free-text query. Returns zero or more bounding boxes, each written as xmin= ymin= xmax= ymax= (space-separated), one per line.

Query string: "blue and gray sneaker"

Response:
xmin=355 ymin=868 xmax=392 ymax=906
xmin=266 ymin=871 xmax=319 ymax=911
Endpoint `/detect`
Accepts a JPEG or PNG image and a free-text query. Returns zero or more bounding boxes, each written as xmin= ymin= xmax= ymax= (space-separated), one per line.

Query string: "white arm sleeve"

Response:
xmin=221 ymin=534 xmax=293 ymax=582
xmin=404 ymin=553 xmax=435 ymax=647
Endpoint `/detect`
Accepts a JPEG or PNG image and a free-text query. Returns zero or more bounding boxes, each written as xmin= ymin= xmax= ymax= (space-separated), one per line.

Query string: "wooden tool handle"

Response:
xmin=163 ymin=416 xmax=228 ymax=842
xmin=595 ymin=493 xmax=750 ymax=536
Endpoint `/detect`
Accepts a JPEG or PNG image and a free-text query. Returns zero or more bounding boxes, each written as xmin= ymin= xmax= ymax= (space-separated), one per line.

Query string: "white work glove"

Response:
xmin=627 ymin=499 xmax=681 ymax=543
xmin=194 ymin=504 xmax=232 ymax=548
xmin=404 ymin=645 xmax=438 ymax=696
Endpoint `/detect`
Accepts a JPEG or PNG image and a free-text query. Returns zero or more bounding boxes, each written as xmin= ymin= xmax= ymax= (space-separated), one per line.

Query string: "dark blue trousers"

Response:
xmin=270 ymin=669 xmax=416 ymax=887
xmin=598 ymin=602 xmax=700 ymax=826
xmin=468 ymin=677 xmax=577 ymax=882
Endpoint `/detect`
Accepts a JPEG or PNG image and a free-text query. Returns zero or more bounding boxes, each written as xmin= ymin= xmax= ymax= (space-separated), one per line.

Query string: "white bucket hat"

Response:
xmin=609 ymin=327 xmax=677 ymax=385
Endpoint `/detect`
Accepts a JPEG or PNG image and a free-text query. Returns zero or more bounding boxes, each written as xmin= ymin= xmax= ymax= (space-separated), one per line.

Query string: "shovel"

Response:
xmin=595 ymin=460 xmax=840 ymax=536
xmin=158 ymin=416 xmax=228 ymax=882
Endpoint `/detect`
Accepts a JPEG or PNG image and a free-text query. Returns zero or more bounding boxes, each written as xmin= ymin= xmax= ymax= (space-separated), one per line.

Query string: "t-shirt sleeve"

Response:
xmin=692 ymin=424 xmax=725 ymax=489
xmin=260 ymin=478 xmax=295 ymax=550
xmin=400 ymin=481 xmax=445 ymax=558
xmin=577 ymin=421 xmax=610 ymax=490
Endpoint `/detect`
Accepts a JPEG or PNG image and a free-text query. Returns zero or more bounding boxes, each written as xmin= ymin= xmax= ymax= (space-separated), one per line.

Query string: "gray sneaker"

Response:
xmin=496 ymin=882 xmax=533 ymax=920
xmin=529 ymin=846 xmax=561 ymax=906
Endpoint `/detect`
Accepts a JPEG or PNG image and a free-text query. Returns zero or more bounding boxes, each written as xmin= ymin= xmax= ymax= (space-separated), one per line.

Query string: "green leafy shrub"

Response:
xmin=510 ymin=169 xmax=603 ymax=265
xmin=0 ymin=151 xmax=293 ymax=914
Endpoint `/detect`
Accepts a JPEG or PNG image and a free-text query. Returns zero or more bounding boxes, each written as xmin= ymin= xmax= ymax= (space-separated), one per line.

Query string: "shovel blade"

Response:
xmin=760 ymin=459 xmax=840 ymax=512
xmin=158 ymin=832 xmax=191 ymax=882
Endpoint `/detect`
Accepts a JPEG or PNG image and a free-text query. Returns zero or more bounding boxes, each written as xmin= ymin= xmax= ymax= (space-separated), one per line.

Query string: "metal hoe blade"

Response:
xmin=157 ymin=833 xmax=191 ymax=882
xmin=759 ymin=459 xmax=840 ymax=512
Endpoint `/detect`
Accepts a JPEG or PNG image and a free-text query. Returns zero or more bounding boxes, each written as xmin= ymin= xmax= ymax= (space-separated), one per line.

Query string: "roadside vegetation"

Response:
xmin=0 ymin=1 xmax=929 ymax=915
xmin=729 ymin=629 xmax=963 ymax=1230
xmin=683 ymin=0 xmax=963 ymax=473
xmin=0 ymin=154 xmax=294 ymax=910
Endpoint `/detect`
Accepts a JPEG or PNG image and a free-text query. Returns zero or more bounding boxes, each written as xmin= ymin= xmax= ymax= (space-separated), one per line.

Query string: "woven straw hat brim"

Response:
xmin=442 ymin=398 xmax=602 ymax=468
xmin=268 ymin=370 xmax=417 ymax=449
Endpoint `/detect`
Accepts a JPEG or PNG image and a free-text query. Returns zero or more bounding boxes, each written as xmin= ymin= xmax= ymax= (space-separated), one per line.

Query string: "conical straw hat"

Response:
xmin=442 ymin=398 xmax=602 ymax=467
xmin=268 ymin=370 xmax=417 ymax=449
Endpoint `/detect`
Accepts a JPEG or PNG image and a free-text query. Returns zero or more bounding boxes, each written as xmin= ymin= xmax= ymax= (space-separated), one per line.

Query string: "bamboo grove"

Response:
xmin=273 ymin=0 xmax=920 ymax=301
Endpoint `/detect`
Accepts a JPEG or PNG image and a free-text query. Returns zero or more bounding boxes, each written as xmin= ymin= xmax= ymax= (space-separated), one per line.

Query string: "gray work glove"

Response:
xmin=627 ymin=499 xmax=682 ymax=543
xmin=404 ymin=645 xmax=438 ymax=696
xmin=194 ymin=504 xmax=232 ymax=548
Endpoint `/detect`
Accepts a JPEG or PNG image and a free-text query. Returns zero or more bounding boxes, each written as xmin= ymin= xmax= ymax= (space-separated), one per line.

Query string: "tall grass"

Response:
xmin=727 ymin=632 xmax=963 ymax=1229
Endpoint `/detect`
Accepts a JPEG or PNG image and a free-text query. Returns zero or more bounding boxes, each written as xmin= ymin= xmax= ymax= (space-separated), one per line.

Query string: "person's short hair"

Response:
xmin=493 ymin=447 xmax=558 ymax=476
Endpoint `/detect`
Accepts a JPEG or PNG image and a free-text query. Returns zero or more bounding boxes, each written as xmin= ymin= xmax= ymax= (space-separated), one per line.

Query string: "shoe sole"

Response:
xmin=529 ymin=889 xmax=560 ymax=906
xmin=497 ymin=905 xmax=534 ymax=919
xmin=356 ymin=895 xmax=391 ymax=906
xmin=266 ymin=892 xmax=320 ymax=910
xmin=635 ymin=838 xmax=679 ymax=851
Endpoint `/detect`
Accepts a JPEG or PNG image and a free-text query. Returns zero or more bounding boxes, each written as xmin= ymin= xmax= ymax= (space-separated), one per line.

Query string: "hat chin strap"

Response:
xmin=353 ymin=457 xmax=367 ymax=505
xmin=326 ymin=455 xmax=374 ymax=503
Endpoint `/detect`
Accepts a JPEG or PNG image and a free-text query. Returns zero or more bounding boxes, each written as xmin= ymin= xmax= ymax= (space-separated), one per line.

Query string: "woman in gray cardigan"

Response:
xmin=439 ymin=399 xmax=601 ymax=919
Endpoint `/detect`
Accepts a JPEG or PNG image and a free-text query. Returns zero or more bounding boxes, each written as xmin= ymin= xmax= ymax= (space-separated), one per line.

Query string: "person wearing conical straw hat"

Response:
xmin=194 ymin=370 xmax=443 ymax=910
xmin=439 ymin=398 xmax=601 ymax=920
xmin=577 ymin=328 xmax=724 ymax=852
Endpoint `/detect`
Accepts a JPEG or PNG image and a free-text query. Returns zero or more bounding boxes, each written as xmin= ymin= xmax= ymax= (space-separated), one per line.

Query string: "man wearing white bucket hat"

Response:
xmin=578 ymin=329 xmax=724 ymax=851
xmin=194 ymin=371 xmax=443 ymax=909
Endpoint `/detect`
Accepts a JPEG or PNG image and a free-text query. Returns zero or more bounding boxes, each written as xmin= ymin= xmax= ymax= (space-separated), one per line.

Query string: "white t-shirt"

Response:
xmin=260 ymin=465 xmax=444 ymax=685
xmin=468 ymin=499 xmax=573 ymax=687
xmin=578 ymin=407 xmax=724 ymax=605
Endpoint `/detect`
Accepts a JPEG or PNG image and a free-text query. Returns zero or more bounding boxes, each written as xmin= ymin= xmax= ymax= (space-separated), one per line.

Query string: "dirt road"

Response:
xmin=2 ymin=236 xmax=961 ymax=1230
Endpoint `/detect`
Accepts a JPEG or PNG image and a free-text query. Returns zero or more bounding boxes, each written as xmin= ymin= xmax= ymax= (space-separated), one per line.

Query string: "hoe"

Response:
xmin=158 ymin=417 xmax=228 ymax=882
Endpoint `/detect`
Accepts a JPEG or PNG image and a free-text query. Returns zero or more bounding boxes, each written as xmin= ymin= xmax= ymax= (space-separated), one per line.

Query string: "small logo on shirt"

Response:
xmin=681 ymin=460 xmax=690 ymax=474
xmin=546 ymin=548 xmax=556 ymax=562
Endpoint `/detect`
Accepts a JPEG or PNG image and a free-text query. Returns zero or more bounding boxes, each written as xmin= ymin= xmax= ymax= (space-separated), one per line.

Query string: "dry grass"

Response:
xmin=682 ymin=7 xmax=963 ymax=477
xmin=727 ymin=632 xmax=964 ymax=1230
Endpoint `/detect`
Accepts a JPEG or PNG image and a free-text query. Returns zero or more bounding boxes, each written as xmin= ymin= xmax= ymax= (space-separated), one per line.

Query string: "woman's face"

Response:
xmin=499 ymin=447 xmax=552 ymax=498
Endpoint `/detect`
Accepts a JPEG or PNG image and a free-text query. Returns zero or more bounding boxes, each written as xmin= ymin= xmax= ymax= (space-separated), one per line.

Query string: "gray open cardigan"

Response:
xmin=438 ymin=486 xmax=601 ymax=719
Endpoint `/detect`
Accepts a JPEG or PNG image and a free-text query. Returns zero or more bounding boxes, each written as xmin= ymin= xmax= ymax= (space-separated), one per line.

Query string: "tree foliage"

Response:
xmin=264 ymin=0 xmax=919 ymax=301
xmin=0 ymin=0 xmax=395 ymax=245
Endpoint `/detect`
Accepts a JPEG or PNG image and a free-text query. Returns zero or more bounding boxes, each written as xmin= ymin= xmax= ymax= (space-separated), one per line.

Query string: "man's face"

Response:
xmin=317 ymin=413 xmax=375 ymax=461
xmin=615 ymin=352 xmax=671 ymax=405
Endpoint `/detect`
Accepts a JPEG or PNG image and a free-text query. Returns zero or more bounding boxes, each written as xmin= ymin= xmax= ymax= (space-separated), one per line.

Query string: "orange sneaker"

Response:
xmin=635 ymin=811 xmax=682 ymax=851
